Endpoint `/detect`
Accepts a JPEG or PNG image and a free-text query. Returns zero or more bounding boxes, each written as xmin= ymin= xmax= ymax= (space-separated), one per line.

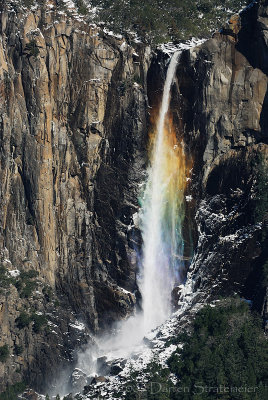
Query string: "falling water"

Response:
xmin=52 ymin=50 xmax=194 ymax=396
xmin=139 ymin=51 xmax=187 ymax=333
xmin=90 ymin=51 xmax=189 ymax=360
xmin=83 ymin=51 xmax=188 ymax=362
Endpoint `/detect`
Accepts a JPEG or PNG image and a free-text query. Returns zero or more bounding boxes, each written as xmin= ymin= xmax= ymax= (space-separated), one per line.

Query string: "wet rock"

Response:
xmin=70 ymin=368 xmax=87 ymax=391
xmin=108 ymin=358 xmax=127 ymax=376
xmin=171 ymin=285 xmax=183 ymax=310
xmin=83 ymin=385 xmax=92 ymax=395
xmin=142 ymin=337 xmax=154 ymax=348
xmin=96 ymin=356 xmax=111 ymax=375
xmin=110 ymin=364 xmax=123 ymax=376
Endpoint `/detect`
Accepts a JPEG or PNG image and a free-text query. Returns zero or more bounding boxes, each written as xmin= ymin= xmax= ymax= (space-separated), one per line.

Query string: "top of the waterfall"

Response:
xmin=159 ymin=38 xmax=207 ymax=56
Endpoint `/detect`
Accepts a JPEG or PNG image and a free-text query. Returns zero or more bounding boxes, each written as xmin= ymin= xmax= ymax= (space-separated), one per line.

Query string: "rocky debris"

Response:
xmin=18 ymin=389 xmax=40 ymax=400
xmin=171 ymin=285 xmax=183 ymax=310
xmin=91 ymin=375 xmax=109 ymax=385
xmin=96 ymin=356 xmax=111 ymax=376
xmin=108 ymin=358 xmax=127 ymax=376
xmin=110 ymin=364 xmax=123 ymax=376
xmin=74 ymin=298 xmax=203 ymax=399
xmin=70 ymin=368 xmax=88 ymax=392
xmin=60 ymin=395 xmax=73 ymax=400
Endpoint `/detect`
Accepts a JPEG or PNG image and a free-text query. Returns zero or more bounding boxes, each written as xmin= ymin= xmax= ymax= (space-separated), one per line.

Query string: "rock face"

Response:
xmin=146 ymin=0 xmax=267 ymax=323
xmin=171 ymin=0 xmax=268 ymax=318
xmin=1 ymin=0 xmax=268 ymax=395
xmin=145 ymin=0 xmax=268 ymax=317
xmin=0 ymin=0 xmax=149 ymax=392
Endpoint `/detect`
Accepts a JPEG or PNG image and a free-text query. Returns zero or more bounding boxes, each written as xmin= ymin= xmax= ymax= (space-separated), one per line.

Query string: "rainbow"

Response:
xmin=139 ymin=52 xmax=190 ymax=332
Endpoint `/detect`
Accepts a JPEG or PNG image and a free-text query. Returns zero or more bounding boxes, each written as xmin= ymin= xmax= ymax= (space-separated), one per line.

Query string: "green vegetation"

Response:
xmin=0 ymin=345 xmax=9 ymax=363
xmin=253 ymin=153 xmax=268 ymax=223
xmin=145 ymin=360 xmax=174 ymax=400
xmin=23 ymin=0 xmax=35 ymax=6
xmin=17 ymin=279 xmax=37 ymax=298
xmin=42 ymin=284 xmax=54 ymax=302
xmin=167 ymin=299 xmax=268 ymax=399
xmin=90 ymin=0 xmax=251 ymax=43
xmin=1 ymin=266 xmax=39 ymax=298
xmin=21 ymin=0 xmax=35 ymax=7
xmin=15 ymin=269 xmax=39 ymax=298
xmin=0 ymin=382 xmax=27 ymax=400
xmin=17 ymin=0 xmax=252 ymax=44
xmin=54 ymin=299 xmax=60 ymax=307
xmin=15 ymin=311 xmax=47 ymax=333
xmin=24 ymin=39 xmax=40 ymax=58
xmin=0 ymin=265 xmax=50 ymax=301
xmin=14 ymin=344 xmax=24 ymax=356
xmin=0 ymin=265 xmax=15 ymax=290
xmin=31 ymin=313 xmax=47 ymax=333
xmin=15 ymin=311 xmax=31 ymax=329
xmin=262 ymin=259 xmax=268 ymax=287
xmin=75 ymin=0 xmax=88 ymax=15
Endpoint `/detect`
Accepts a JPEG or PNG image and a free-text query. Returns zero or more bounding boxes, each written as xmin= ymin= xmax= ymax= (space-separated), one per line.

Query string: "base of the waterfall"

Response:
xmin=18 ymin=284 xmax=204 ymax=399
xmin=54 ymin=293 xmax=206 ymax=399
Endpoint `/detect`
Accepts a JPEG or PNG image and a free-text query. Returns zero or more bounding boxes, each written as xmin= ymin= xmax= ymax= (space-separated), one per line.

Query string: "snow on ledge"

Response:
xmin=8 ymin=269 xmax=20 ymax=278
xmin=159 ymin=38 xmax=206 ymax=56
xmin=69 ymin=321 xmax=86 ymax=331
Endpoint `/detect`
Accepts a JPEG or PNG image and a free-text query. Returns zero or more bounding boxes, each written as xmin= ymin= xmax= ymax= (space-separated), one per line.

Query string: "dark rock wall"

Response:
xmin=172 ymin=1 xmax=268 ymax=321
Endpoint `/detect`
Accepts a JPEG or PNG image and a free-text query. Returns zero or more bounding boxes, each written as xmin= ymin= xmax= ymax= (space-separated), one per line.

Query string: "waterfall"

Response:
xmin=72 ymin=52 xmax=188 ymax=378
xmin=52 ymin=47 xmax=198 ymax=396
xmin=139 ymin=51 xmax=187 ymax=333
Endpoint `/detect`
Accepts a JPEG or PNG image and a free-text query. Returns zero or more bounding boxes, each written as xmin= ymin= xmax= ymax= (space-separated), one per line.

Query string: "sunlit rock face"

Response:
xmin=0 ymin=1 xmax=150 ymax=391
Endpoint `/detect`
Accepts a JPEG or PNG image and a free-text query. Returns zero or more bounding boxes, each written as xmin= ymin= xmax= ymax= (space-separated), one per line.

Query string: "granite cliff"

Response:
xmin=0 ymin=0 xmax=267 ymax=397
xmin=0 ymin=0 xmax=149 ymax=392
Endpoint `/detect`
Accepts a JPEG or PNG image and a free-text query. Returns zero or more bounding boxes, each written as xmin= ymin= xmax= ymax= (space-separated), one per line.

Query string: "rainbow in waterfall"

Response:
xmin=139 ymin=51 xmax=190 ymax=333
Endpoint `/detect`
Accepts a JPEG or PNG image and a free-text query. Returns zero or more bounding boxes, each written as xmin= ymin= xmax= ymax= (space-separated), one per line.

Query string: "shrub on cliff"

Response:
xmin=15 ymin=311 xmax=31 ymax=329
xmin=14 ymin=344 xmax=24 ymax=356
xmin=15 ymin=311 xmax=47 ymax=333
xmin=31 ymin=313 xmax=47 ymax=333
xmin=253 ymin=154 xmax=268 ymax=223
xmin=24 ymin=40 xmax=40 ymax=58
xmin=0 ymin=345 xmax=9 ymax=363
xmin=0 ymin=266 xmax=15 ymax=290
xmin=15 ymin=269 xmax=39 ymax=298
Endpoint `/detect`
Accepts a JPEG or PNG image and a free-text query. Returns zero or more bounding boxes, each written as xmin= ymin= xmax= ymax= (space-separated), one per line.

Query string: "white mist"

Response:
xmin=139 ymin=51 xmax=182 ymax=334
